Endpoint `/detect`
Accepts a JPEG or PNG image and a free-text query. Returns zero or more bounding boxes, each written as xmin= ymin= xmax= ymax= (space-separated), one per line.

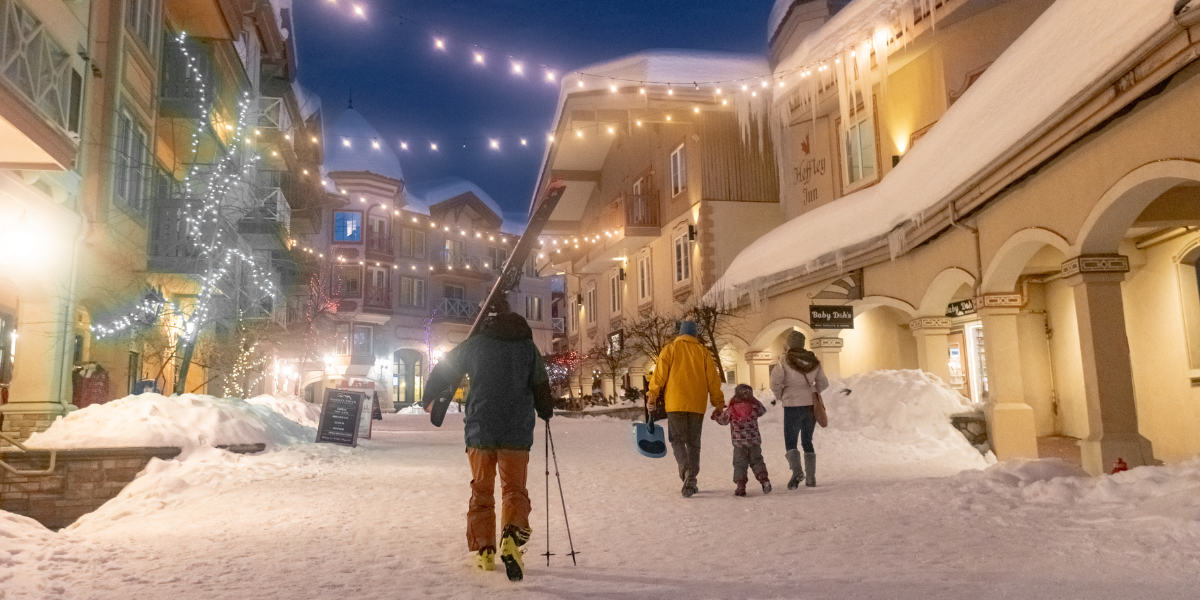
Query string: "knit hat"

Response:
xmin=679 ymin=320 xmax=698 ymax=337
xmin=734 ymin=384 xmax=754 ymax=398
xmin=786 ymin=330 xmax=807 ymax=349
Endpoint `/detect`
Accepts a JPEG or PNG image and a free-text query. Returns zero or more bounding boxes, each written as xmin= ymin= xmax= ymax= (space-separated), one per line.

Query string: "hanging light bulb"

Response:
xmin=431 ymin=142 xmax=438 ymax=150
xmin=520 ymin=138 xmax=528 ymax=146
xmin=354 ymin=5 xmax=364 ymax=17
xmin=474 ymin=51 xmax=484 ymax=64
xmin=372 ymin=140 xmax=380 ymax=149
xmin=400 ymin=141 xmax=408 ymax=150
xmin=435 ymin=38 xmax=445 ymax=50
xmin=577 ymin=74 xmax=584 ymax=87
xmin=490 ymin=139 xmax=500 ymax=149
xmin=610 ymin=80 xmax=618 ymax=93
xmin=512 ymin=62 xmax=523 ymax=74
xmin=545 ymin=70 xmax=555 ymax=82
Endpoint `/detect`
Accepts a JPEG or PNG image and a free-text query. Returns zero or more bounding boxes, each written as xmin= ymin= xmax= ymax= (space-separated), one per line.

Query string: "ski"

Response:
xmin=427 ymin=178 xmax=568 ymax=427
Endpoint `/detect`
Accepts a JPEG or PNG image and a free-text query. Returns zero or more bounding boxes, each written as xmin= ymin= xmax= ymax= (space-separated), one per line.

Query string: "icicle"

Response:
xmin=887 ymin=226 xmax=907 ymax=260
xmin=855 ymin=42 xmax=874 ymax=135
xmin=873 ymin=27 xmax=890 ymax=99
xmin=835 ymin=51 xmax=852 ymax=155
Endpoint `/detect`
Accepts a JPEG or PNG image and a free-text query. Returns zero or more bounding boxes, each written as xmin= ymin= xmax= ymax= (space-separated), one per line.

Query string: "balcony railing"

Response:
xmin=433 ymin=298 xmax=478 ymax=321
xmin=159 ymin=36 xmax=211 ymax=119
xmin=367 ymin=230 xmax=393 ymax=255
xmin=148 ymin=199 xmax=241 ymax=275
xmin=0 ymin=0 xmax=79 ymax=135
xmin=552 ymin=317 xmax=565 ymax=335
xmin=364 ymin=281 xmax=391 ymax=310
xmin=435 ymin=250 xmax=493 ymax=274
xmin=599 ymin=193 xmax=660 ymax=232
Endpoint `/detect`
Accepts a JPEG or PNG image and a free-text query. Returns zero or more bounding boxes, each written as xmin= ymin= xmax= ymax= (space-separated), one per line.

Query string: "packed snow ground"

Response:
xmin=4 ymin=373 xmax=1200 ymax=599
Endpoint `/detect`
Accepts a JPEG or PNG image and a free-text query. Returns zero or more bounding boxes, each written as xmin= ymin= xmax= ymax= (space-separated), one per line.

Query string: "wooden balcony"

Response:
xmin=574 ymin=193 xmax=662 ymax=274
xmin=431 ymin=298 xmax=478 ymax=324
xmin=431 ymin=250 xmax=498 ymax=281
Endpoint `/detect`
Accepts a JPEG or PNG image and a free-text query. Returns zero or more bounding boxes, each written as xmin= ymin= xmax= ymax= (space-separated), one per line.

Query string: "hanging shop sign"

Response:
xmin=946 ymin=299 xmax=977 ymax=318
xmin=809 ymin=305 xmax=854 ymax=330
xmin=316 ymin=389 xmax=366 ymax=447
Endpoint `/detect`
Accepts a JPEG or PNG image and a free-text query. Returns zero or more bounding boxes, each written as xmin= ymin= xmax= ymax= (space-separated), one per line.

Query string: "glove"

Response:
xmin=710 ymin=408 xmax=723 ymax=421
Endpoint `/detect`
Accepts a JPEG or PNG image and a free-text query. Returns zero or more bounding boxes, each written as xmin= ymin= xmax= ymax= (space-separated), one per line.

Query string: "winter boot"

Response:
xmin=786 ymin=450 xmax=804 ymax=490
xmin=804 ymin=452 xmax=817 ymax=487
xmin=499 ymin=527 xmax=525 ymax=582
xmin=475 ymin=546 xmax=495 ymax=571
xmin=757 ymin=472 xmax=772 ymax=495
xmin=734 ymin=478 xmax=747 ymax=497
xmin=682 ymin=475 xmax=698 ymax=498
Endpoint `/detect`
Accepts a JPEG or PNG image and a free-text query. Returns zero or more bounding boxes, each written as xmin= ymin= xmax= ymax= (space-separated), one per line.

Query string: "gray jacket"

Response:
xmin=769 ymin=360 xmax=829 ymax=407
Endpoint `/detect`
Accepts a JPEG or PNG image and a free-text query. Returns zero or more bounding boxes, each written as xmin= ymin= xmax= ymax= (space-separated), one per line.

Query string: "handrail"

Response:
xmin=0 ymin=432 xmax=57 ymax=476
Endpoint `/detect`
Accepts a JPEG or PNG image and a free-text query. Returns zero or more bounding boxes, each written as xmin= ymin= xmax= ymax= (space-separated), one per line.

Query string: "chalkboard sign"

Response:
xmin=316 ymin=389 xmax=366 ymax=447
xmin=946 ymin=299 xmax=976 ymax=318
xmin=810 ymin=305 xmax=855 ymax=330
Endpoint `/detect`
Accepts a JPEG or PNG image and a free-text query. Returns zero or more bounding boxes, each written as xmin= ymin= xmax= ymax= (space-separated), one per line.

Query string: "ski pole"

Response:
xmin=547 ymin=422 xmax=578 ymax=565
xmin=542 ymin=423 xmax=553 ymax=566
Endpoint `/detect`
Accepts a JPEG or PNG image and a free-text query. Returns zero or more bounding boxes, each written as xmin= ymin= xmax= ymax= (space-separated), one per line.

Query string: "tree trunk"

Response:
xmin=172 ymin=338 xmax=197 ymax=395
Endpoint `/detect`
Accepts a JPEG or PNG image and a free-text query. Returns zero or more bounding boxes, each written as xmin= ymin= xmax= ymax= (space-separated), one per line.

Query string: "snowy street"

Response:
xmin=5 ymin=374 xmax=1200 ymax=599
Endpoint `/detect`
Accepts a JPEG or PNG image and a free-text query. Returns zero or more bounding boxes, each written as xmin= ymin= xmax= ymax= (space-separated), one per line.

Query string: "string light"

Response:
xmin=435 ymin=38 xmax=445 ymax=49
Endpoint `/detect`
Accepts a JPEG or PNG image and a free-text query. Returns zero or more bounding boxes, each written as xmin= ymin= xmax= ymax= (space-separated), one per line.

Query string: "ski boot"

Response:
xmin=499 ymin=526 xmax=527 ymax=582
xmin=475 ymin=546 xmax=495 ymax=572
xmin=786 ymin=450 xmax=804 ymax=490
xmin=734 ymin=478 xmax=747 ymax=497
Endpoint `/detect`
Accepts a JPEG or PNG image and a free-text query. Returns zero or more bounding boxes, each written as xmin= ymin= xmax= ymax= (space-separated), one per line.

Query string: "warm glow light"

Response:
xmin=639 ymin=87 xmax=645 ymax=94
xmin=431 ymin=142 xmax=438 ymax=150
xmin=353 ymin=5 xmax=364 ymax=17
xmin=400 ymin=142 xmax=408 ymax=150
xmin=666 ymin=115 xmax=671 ymax=121
xmin=693 ymin=107 xmax=699 ymax=113
xmin=722 ymin=99 xmax=728 ymax=105
xmin=474 ymin=52 xmax=484 ymax=63
xmin=607 ymin=126 xmax=614 ymax=134
xmin=636 ymin=120 xmax=642 ymax=126
xmin=372 ymin=140 xmax=380 ymax=149
xmin=520 ymin=138 xmax=527 ymax=145
xmin=742 ymin=83 xmax=748 ymax=91
xmin=512 ymin=62 xmax=523 ymax=74
xmin=545 ymin=71 xmax=555 ymax=81
xmin=490 ymin=139 xmax=499 ymax=149
xmin=342 ymin=139 xmax=350 ymax=147
xmin=312 ymin=136 xmax=318 ymax=143
xmin=435 ymin=38 xmax=444 ymax=49
xmin=576 ymin=130 xmax=582 ymax=138
xmin=610 ymin=82 xmax=618 ymax=93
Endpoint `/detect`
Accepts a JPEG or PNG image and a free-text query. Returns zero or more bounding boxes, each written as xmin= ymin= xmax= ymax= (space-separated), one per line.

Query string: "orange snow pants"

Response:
xmin=466 ymin=448 xmax=531 ymax=551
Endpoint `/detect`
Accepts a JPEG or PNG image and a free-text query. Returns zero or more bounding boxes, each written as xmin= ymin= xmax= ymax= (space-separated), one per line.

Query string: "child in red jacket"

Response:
xmin=713 ymin=384 xmax=771 ymax=496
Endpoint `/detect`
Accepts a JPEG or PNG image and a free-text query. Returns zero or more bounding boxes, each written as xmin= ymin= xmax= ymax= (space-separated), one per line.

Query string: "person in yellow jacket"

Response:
xmin=647 ymin=320 xmax=725 ymax=497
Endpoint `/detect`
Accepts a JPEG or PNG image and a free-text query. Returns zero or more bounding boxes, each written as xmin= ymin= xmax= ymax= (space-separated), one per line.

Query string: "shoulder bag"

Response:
xmin=801 ymin=370 xmax=828 ymax=428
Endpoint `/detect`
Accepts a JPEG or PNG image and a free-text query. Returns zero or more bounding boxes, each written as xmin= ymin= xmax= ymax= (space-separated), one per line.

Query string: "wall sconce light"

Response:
xmin=687 ymin=225 xmax=696 ymax=241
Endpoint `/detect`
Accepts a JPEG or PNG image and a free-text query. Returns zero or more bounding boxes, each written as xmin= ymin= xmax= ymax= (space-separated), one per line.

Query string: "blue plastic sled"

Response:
xmin=633 ymin=404 xmax=667 ymax=459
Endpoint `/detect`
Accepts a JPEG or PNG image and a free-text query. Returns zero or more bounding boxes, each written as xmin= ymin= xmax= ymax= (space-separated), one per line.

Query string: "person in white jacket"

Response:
xmin=769 ymin=331 xmax=828 ymax=489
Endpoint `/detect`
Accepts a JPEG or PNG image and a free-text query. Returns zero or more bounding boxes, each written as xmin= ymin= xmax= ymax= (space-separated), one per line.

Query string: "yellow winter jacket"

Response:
xmin=647 ymin=335 xmax=725 ymax=414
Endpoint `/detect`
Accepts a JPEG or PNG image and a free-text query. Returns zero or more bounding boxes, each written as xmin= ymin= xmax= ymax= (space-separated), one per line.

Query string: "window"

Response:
xmin=333 ymin=211 xmax=362 ymax=243
xmin=444 ymin=238 xmax=464 ymax=261
xmin=525 ymin=296 xmax=543 ymax=321
xmin=114 ymin=111 xmax=148 ymax=213
xmin=637 ymin=254 xmax=652 ymax=303
xmin=366 ymin=267 xmax=389 ymax=307
xmin=0 ymin=311 xmax=13 ymax=385
xmin=568 ymin=299 xmax=578 ymax=333
xmin=444 ymin=284 xmax=465 ymax=301
xmin=334 ymin=323 xmax=351 ymax=355
xmin=401 ymin=229 xmax=426 ymax=258
xmin=670 ymin=144 xmax=686 ymax=196
xmin=332 ymin=265 xmax=362 ymax=297
xmin=368 ymin=215 xmax=389 ymax=252
xmin=400 ymin=277 xmax=426 ymax=307
xmin=586 ymin=286 xmax=596 ymax=325
xmin=673 ymin=233 xmax=692 ymax=284
xmin=610 ymin=271 xmax=622 ymax=313
xmin=126 ymin=0 xmax=157 ymax=51
xmin=844 ymin=115 xmax=877 ymax=185
xmin=1179 ymin=249 xmax=1200 ymax=371
xmin=352 ymin=325 xmax=373 ymax=356
xmin=488 ymin=246 xmax=508 ymax=270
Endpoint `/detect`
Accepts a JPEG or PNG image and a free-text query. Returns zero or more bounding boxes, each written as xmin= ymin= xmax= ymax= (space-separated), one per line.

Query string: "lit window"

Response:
xmin=400 ymin=277 xmax=426 ymax=307
xmin=638 ymin=254 xmax=653 ymax=302
xmin=333 ymin=211 xmax=363 ymax=242
xmin=126 ymin=0 xmax=157 ymax=50
xmin=586 ymin=287 xmax=597 ymax=325
xmin=114 ymin=111 xmax=149 ymax=213
xmin=352 ymin=325 xmax=373 ymax=356
xmin=610 ymin=271 xmax=622 ymax=313
xmin=673 ymin=234 xmax=692 ymax=284
xmin=525 ymin=296 xmax=543 ymax=321
xmin=844 ymin=114 xmax=877 ymax=185
xmin=670 ymin=144 xmax=686 ymax=196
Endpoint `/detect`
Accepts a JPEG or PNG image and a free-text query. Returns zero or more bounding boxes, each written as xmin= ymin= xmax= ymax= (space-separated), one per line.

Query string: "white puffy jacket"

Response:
xmin=769 ymin=360 xmax=829 ymax=407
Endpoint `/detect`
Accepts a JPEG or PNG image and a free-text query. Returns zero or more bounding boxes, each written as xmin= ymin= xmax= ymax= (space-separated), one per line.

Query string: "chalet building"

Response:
xmin=291 ymin=107 xmax=552 ymax=411
xmin=530 ymin=50 xmax=781 ymax=399
xmin=1 ymin=0 xmax=319 ymax=442
xmin=711 ymin=0 xmax=1200 ymax=474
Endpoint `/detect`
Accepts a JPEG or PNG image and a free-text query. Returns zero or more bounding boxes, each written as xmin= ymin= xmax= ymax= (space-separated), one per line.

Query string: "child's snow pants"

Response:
xmin=732 ymin=444 xmax=769 ymax=483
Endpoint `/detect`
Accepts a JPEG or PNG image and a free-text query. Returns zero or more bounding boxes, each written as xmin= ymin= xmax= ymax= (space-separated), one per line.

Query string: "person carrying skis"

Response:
xmin=647 ymin=320 xmax=725 ymax=498
xmin=770 ymin=330 xmax=828 ymax=489
xmin=712 ymin=384 xmax=771 ymax=496
xmin=422 ymin=297 xmax=555 ymax=581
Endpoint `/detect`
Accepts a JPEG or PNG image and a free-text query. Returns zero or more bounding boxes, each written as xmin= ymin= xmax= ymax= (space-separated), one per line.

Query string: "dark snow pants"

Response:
xmin=667 ymin=411 xmax=704 ymax=481
xmin=784 ymin=406 xmax=816 ymax=453
xmin=732 ymin=444 xmax=769 ymax=483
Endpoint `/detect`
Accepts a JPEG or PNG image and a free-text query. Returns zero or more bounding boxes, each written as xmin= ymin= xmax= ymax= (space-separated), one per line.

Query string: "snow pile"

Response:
xmin=830 ymin=370 xmax=975 ymax=443
xmin=245 ymin=393 xmax=322 ymax=428
xmin=0 ymin=511 xmax=54 ymax=597
xmin=25 ymin=393 xmax=315 ymax=452
xmin=967 ymin=458 xmax=1200 ymax=517
xmin=712 ymin=0 xmax=1176 ymax=302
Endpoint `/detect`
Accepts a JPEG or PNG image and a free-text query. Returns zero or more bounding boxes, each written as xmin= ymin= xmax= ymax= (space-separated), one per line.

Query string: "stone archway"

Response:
xmin=982 ymin=228 xmax=1071 ymax=294
xmin=393 ymin=348 xmax=425 ymax=407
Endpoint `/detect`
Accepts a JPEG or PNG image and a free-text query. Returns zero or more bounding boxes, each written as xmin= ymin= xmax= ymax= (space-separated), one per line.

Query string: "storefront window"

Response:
xmin=352 ymin=325 xmax=373 ymax=356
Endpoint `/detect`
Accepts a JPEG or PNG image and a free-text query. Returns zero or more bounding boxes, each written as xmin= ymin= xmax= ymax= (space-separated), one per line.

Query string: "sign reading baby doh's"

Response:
xmin=809 ymin=305 xmax=854 ymax=330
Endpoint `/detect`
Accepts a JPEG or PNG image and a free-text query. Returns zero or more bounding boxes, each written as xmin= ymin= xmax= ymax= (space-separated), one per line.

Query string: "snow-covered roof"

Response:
xmin=711 ymin=0 xmax=1177 ymax=303
xmin=324 ymin=108 xmax=404 ymax=182
xmin=292 ymin=81 xmax=321 ymax=120
xmin=405 ymin=177 xmax=505 ymax=221
xmin=768 ymin=0 xmax=796 ymax=42
xmin=401 ymin=189 xmax=430 ymax=216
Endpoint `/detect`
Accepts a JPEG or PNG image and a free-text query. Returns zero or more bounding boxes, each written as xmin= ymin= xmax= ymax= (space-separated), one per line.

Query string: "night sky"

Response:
xmin=293 ymin=0 xmax=775 ymax=220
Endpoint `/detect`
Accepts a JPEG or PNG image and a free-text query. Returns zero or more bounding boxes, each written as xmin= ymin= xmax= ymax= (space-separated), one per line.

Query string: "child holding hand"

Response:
xmin=712 ymin=384 xmax=771 ymax=496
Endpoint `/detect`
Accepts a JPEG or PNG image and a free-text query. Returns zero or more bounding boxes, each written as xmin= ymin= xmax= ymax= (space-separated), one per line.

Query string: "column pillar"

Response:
xmin=745 ymin=351 xmax=774 ymax=397
xmin=628 ymin=365 xmax=646 ymax=392
xmin=976 ymin=294 xmax=1039 ymax=460
xmin=601 ymin=376 xmax=615 ymax=400
xmin=0 ymin=295 xmax=73 ymax=445
xmin=1062 ymin=255 xmax=1155 ymax=474
xmin=810 ymin=337 xmax=843 ymax=380
xmin=910 ymin=317 xmax=953 ymax=384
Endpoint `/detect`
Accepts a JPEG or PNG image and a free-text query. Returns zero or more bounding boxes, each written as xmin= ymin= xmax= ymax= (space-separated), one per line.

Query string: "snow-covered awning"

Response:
xmin=709 ymin=0 xmax=1178 ymax=305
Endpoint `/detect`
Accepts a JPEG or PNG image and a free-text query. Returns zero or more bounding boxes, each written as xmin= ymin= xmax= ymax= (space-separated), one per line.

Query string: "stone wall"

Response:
xmin=1 ymin=445 xmax=264 ymax=530
xmin=0 ymin=412 xmax=56 ymax=447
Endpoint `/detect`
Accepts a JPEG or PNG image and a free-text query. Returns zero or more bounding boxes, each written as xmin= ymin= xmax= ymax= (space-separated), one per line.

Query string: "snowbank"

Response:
xmin=712 ymin=0 xmax=1176 ymax=302
xmin=245 ymin=393 xmax=322 ymax=429
xmin=25 ymin=393 xmax=315 ymax=452
xmin=0 ymin=511 xmax=53 ymax=596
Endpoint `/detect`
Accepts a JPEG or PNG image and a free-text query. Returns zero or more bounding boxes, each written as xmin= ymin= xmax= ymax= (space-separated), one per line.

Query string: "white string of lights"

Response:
xmin=90 ymin=291 xmax=169 ymax=339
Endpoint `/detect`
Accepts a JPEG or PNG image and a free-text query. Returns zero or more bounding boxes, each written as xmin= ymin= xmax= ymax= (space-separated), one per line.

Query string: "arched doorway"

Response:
xmin=393 ymin=348 xmax=424 ymax=408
